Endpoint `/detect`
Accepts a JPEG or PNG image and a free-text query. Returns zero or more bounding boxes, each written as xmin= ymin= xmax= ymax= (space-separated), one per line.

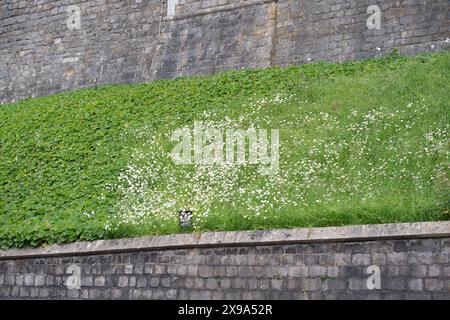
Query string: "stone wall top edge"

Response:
xmin=0 ymin=221 xmax=449 ymax=260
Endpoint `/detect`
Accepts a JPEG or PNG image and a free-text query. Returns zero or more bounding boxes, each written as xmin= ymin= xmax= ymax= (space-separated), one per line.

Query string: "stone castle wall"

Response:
xmin=0 ymin=0 xmax=449 ymax=103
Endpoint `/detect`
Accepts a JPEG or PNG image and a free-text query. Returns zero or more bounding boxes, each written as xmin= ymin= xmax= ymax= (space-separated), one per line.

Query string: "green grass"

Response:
xmin=0 ymin=51 xmax=449 ymax=248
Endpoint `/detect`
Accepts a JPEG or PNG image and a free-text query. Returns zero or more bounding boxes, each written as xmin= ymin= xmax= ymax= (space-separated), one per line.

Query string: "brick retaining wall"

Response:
xmin=0 ymin=222 xmax=449 ymax=300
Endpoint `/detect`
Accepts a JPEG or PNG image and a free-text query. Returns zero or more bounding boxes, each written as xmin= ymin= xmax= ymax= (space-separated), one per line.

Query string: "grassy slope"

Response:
xmin=0 ymin=51 xmax=449 ymax=248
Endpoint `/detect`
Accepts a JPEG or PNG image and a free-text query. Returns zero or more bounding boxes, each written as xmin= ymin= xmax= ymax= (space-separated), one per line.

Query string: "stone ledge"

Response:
xmin=1 ymin=221 xmax=449 ymax=260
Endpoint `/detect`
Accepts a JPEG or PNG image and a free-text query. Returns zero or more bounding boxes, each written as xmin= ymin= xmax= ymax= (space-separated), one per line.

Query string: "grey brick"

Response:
xmin=319 ymin=254 xmax=334 ymax=265
xmin=212 ymin=290 xmax=225 ymax=300
xmin=342 ymin=266 xmax=364 ymax=277
xmin=323 ymin=279 xmax=346 ymax=291
xmin=309 ymin=266 xmax=327 ymax=277
xmin=67 ymin=289 xmax=80 ymax=299
xmin=24 ymin=274 xmax=34 ymax=286
xmin=153 ymin=265 xmax=166 ymax=275
xmin=286 ymin=279 xmax=300 ymax=290
xmin=187 ymin=265 xmax=198 ymax=276
xmin=424 ymin=279 xmax=443 ymax=291
xmin=387 ymin=253 xmax=407 ymax=265
xmin=371 ymin=253 xmax=386 ymax=265
xmin=388 ymin=266 xmax=400 ymax=277
xmin=234 ymin=255 xmax=247 ymax=265
xmin=118 ymin=276 xmax=129 ymax=287
xmin=390 ymin=278 xmax=407 ymax=290
xmin=410 ymin=265 xmax=428 ymax=277
xmin=185 ymin=278 xmax=195 ymax=289
xmin=408 ymin=279 xmax=423 ymax=291
xmin=220 ymin=255 xmax=234 ymax=265
xmin=219 ymin=278 xmax=231 ymax=289
xmin=124 ymin=265 xmax=133 ymax=274
xmin=231 ymin=278 xmax=246 ymax=289
xmin=281 ymin=255 xmax=293 ymax=265
xmin=304 ymin=255 xmax=320 ymax=265
xmin=10 ymin=286 xmax=19 ymax=298
xmin=300 ymin=279 xmax=320 ymax=291
xmin=288 ymin=266 xmax=308 ymax=278
xmin=259 ymin=279 xmax=270 ymax=290
xmin=144 ymin=264 xmax=154 ymax=274
xmin=166 ymin=289 xmax=177 ymax=300
xmin=432 ymin=293 xmax=450 ymax=300
xmin=327 ymin=267 xmax=340 ymax=278
xmin=178 ymin=289 xmax=190 ymax=300
xmin=428 ymin=266 xmax=441 ymax=277
xmin=198 ymin=290 xmax=212 ymax=300
xmin=333 ymin=253 xmax=352 ymax=266
xmin=30 ymin=288 xmax=39 ymax=298
xmin=271 ymin=279 xmax=284 ymax=291
xmin=81 ymin=276 xmax=93 ymax=287
xmin=418 ymin=252 xmax=434 ymax=264
xmin=442 ymin=266 xmax=450 ymax=277
xmin=37 ymin=288 xmax=49 ymax=298
xmin=45 ymin=275 xmax=54 ymax=286
xmin=407 ymin=253 xmax=419 ymax=264
xmin=349 ymin=278 xmax=368 ymax=291
xmin=148 ymin=277 xmax=160 ymax=288
xmin=161 ymin=277 xmax=171 ymax=288
xmin=405 ymin=292 xmax=432 ymax=300
xmin=142 ymin=290 xmax=152 ymax=299
xmin=194 ymin=278 xmax=206 ymax=289
xmin=383 ymin=292 xmax=405 ymax=300
xmin=434 ymin=253 xmax=448 ymax=264
xmin=55 ymin=265 xmax=65 ymax=275
xmin=94 ymin=276 xmax=106 ymax=287
xmin=167 ymin=265 xmax=177 ymax=275
xmin=19 ymin=287 xmax=30 ymax=297
xmin=255 ymin=255 xmax=269 ymax=265
xmin=81 ymin=289 xmax=89 ymax=299
xmin=111 ymin=288 xmax=123 ymax=299
xmin=4 ymin=275 xmax=14 ymax=286
xmin=442 ymin=239 xmax=450 ymax=252
xmin=132 ymin=289 xmax=143 ymax=299
xmin=268 ymin=255 xmax=282 ymax=266
xmin=177 ymin=265 xmax=188 ymax=276
xmin=352 ymin=254 xmax=371 ymax=265
xmin=226 ymin=266 xmax=238 ymax=277
xmin=153 ymin=289 xmax=166 ymax=299
xmin=198 ymin=266 xmax=213 ymax=278
xmin=238 ymin=266 xmax=253 ymax=277
xmin=205 ymin=278 xmax=219 ymax=290
xmin=136 ymin=277 xmax=147 ymax=288
xmin=134 ymin=264 xmax=144 ymax=274
xmin=89 ymin=289 xmax=110 ymax=299
xmin=352 ymin=292 xmax=382 ymax=300
xmin=34 ymin=275 xmax=45 ymax=286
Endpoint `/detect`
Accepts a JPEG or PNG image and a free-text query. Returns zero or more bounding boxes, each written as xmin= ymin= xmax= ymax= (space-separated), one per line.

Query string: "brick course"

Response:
xmin=0 ymin=237 xmax=449 ymax=300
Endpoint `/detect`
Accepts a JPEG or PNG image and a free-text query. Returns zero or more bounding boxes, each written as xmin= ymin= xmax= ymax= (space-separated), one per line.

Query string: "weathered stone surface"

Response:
xmin=0 ymin=0 xmax=448 ymax=104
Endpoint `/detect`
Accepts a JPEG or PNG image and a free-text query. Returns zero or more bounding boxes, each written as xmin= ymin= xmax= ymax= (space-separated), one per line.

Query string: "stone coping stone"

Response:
xmin=0 ymin=221 xmax=449 ymax=260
